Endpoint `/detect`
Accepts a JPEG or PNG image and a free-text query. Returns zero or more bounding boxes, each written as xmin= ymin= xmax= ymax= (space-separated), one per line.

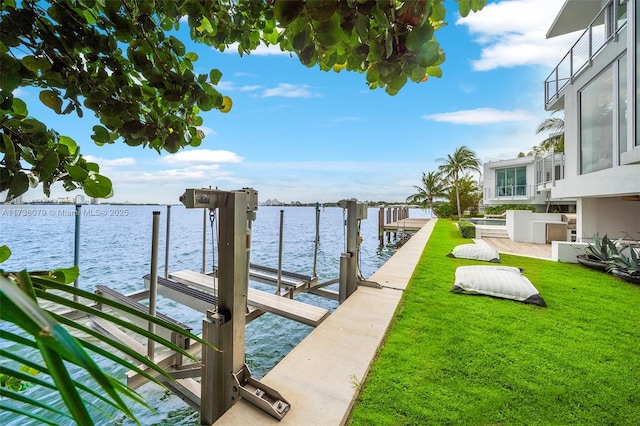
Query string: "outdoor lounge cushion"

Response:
xmin=447 ymin=243 xmax=500 ymax=263
xmin=451 ymin=265 xmax=546 ymax=307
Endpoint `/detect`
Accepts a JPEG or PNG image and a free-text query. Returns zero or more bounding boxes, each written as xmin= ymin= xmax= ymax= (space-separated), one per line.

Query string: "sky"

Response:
xmin=16 ymin=0 xmax=582 ymax=205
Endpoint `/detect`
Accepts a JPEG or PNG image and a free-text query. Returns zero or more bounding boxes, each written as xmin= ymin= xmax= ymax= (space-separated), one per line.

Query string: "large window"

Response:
xmin=619 ymin=54 xmax=628 ymax=154
xmin=495 ymin=166 xmax=527 ymax=197
xmin=580 ymin=66 xmax=614 ymax=174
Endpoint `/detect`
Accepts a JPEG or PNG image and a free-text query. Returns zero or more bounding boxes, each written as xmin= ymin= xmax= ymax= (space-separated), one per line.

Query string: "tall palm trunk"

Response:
xmin=455 ymin=171 xmax=462 ymax=217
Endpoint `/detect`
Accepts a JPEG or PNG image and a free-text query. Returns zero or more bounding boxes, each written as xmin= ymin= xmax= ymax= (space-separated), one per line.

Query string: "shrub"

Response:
xmin=484 ymin=204 xmax=536 ymax=215
xmin=458 ymin=221 xmax=476 ymax=238
xmin=433 ymin=202 xmax=456 ymax=219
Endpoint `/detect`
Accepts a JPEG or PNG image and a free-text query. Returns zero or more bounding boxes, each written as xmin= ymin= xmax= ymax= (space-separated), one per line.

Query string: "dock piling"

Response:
xmin=164 ymin=205 xmax=171 ymax=279
xmin=148 ymin=211 xmax=161 ymax=361
xmin=276 ymin=209 xmax=284 ymax=295
xmin=73 ymin=204 xmax=81 ymax=301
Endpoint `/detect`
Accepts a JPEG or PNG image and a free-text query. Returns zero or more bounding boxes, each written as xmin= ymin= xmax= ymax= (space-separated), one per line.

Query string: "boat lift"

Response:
xmin=68 ymin=188 xmax=371 ymax=424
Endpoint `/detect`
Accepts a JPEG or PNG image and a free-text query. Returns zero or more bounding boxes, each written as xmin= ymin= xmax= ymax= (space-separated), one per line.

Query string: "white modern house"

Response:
xmin=483 ymin=154 xmax=576 ymax=212
xmin=544 ymin=0 xmax=640 ymax=242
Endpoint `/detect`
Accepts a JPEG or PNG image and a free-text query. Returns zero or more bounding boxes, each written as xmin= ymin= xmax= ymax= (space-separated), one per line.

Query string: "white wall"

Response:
xmin=578 ymin=197 xmax=640 ymax=241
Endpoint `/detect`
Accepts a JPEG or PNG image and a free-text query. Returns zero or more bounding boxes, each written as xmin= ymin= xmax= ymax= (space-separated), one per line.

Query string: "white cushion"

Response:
xmin=451 ymin=265 xmax=546 ymax=307
xmin=448 ymin=244 xmax=500 ymax=263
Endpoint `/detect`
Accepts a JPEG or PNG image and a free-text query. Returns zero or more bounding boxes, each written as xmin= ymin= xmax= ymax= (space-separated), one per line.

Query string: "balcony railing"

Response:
xmin=484 ymin=185 xmax=536 ymax=200
xmin=544 ymin=0 xmax=627 ymax=106
xmin=535 ymin=153 xmax=565 ymax=187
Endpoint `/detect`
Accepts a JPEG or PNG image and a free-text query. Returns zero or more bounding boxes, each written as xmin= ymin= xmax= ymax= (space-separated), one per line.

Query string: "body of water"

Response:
xmin=0 ymin=203 xmax=429 ymax=425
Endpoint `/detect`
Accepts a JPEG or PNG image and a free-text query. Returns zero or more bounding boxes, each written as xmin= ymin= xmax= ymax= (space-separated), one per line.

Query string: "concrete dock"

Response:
xmin=216 ymin=219 xmax=437 ymax=425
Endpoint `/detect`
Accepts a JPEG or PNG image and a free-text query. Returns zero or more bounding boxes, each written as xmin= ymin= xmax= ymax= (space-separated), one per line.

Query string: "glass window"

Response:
xmin=495 ymin=166 xmax=527 ymax=197
xmin=516 ymin=167 xmax=527 ymax=196
xmin=619 ymin=54 xmax=628 ymax=154
xmin=580 ymin=66 xmax=613 ymax=174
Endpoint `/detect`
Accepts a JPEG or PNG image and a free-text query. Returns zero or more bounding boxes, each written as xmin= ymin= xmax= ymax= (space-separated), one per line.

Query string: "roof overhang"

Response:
xmin=547 ymin=0 xmax=603 ymax=38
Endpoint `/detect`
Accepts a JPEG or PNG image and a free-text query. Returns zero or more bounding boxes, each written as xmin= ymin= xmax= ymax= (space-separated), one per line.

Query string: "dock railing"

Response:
xmin=544 ymin=0 xmax=627 ymax=107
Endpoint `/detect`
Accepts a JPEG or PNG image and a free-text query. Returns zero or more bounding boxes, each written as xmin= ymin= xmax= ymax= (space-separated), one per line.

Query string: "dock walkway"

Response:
xmin=215 ymin=219 xmax=436 ymax=425
xmin=382 ymin=217 xmax=430 ymax=232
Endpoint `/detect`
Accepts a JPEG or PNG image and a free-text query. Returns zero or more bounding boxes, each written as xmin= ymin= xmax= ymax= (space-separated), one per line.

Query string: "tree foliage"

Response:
xmin=437 ymin=145 xmax=481 ymax=217
xmin=1 ymin=0 xmax=485 ymax=202
xmin=405 ymin=170 xmax=447 ymax=214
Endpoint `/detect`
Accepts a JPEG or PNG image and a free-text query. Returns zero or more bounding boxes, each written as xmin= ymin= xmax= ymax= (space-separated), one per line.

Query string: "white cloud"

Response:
xmin=214 ymin=81 xmax=236 ymax=92
xmin=456 ymin=0 xmax=580 ymax=71
xmin=240 ymin=85 xmax=262 ymax=92
xmin=261 ymin=83 xmax=317 ymax=98
xmin=84 ymin=156 xmax=136 ymax=167
xmin=214 ymin=82 xmax=263 ymax=93
xmin=197 ymin=126 xmax=216 ymax=136
xmin=158 ymin=149 xmax=243 ymax=165
xmin=422 ymin=108 xmax=534 ymax=125
xmin=222 ymin=42 xmax=291 ymax=56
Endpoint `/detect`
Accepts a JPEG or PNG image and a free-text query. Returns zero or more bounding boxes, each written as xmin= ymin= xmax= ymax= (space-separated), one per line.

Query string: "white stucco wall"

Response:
xmin=578 ymin=197 xmax=640 ymax=241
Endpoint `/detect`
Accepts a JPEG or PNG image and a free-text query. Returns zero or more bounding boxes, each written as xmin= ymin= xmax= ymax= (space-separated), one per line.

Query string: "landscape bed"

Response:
xmin=348 ymin=220 xmax=640 ymax=425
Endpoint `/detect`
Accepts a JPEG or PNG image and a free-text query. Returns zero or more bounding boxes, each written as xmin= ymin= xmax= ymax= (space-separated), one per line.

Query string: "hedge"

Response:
xmin=458 ymin=221 xmax=476 ymax=238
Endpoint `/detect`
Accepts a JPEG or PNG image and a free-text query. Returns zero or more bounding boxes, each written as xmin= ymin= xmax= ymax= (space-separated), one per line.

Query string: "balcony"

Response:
xmin=544 ymin=0 xmax=627 ymax=108
xmin=484 ymin=185 xmax=536 ymax=201
xmin=535 ymin=153 xmax=565 ymax=190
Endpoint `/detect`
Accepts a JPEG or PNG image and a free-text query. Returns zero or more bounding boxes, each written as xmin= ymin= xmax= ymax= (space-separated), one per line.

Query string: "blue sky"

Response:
xmin=17 ymin=0 xmax=580 ymax=204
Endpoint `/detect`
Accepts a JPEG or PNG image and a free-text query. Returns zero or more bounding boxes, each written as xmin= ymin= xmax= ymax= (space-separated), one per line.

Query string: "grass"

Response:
xmin=348 ymin=220 xmax=640 ymax=425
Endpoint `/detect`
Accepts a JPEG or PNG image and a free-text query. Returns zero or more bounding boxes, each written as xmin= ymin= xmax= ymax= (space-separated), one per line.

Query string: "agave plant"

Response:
xmin=608 ymin=234 xmax=640 ymax=285
xmin=0 ymin=245 xmax=214 ymax=425
xmin=583 ymin=233 xmax=619 ymax=262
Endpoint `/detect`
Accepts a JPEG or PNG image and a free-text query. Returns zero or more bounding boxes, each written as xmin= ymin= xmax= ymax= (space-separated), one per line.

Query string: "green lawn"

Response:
xmin=349 ymin=220 xmax=640 ymax=425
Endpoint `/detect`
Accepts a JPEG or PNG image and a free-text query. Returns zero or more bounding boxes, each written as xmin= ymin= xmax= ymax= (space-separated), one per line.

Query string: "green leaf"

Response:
xmin=6 ymin=171 xmax=29 ymax=201
xmin=22 ymin=56 xmax=52 ymax=74
xmin=36 ymin=149 xmax=59 ymax=182
xmin=458 ymin=0 xmax=471 ymax=18
xmin=427 ymin=65 xmax=443 ymax=78
xmin=0 ymin=245 xmax=11 ymax=264
xmin=31 ymin=266 xmax=79 ymax=285
xmin=209 ymin=69 xmax=222 ymax=85
xmin=417 ymin=41 xmax=440 ymax=68
xmin=85 ymin=162 xmax=100 ymax=173
xmin=431 ymin=1 xmax=446 ymax=21
xmin=83 ymin=173 xmax=112 ymax=198
xmin=405 ymin=23 xmax=434 ymax=52
xmin=169 ymin=35 xmax=186 ymax=56
xmin=37 ymin=337 xmax=94 ymax=425
xmin=39 ymin=90 xmax=63 ymax=114
xmin=2 ymin=133 xmax=17 ymax=169
xmin=0 ymin=54 xmax=21 ymax=92
xmin=58 ymin=136 xmax=78 ymax=155
xmin=274 ymin=0 xmax=303 ymax=27
xmin=471 ymin=0 xmax=487 ymax=12
xmin=185 ymin=52 xmax=198 ymax=62
xmin=91 ymin=125 xmax=110 ymax=143
xmin=65 ymin=164 xmax=89 ymax=182
xmin=11 ymin=97 xmax=28 ymax=116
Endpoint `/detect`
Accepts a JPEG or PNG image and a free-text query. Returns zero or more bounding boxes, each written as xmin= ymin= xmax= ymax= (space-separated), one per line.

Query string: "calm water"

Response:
xmin=461 ymin=218 xmax=507 ymax=226
xmin=0 ymin=204 xmax=429 ymax=425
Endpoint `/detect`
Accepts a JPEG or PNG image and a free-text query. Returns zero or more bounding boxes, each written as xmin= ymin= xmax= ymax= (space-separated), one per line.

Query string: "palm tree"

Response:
xmin=536 ymin=116 xmax=565 ymax=153
xmin=438 ymin=146 xmax=481 ymax=218
xmin=406 ymin=171 xmax=447 ymax=215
